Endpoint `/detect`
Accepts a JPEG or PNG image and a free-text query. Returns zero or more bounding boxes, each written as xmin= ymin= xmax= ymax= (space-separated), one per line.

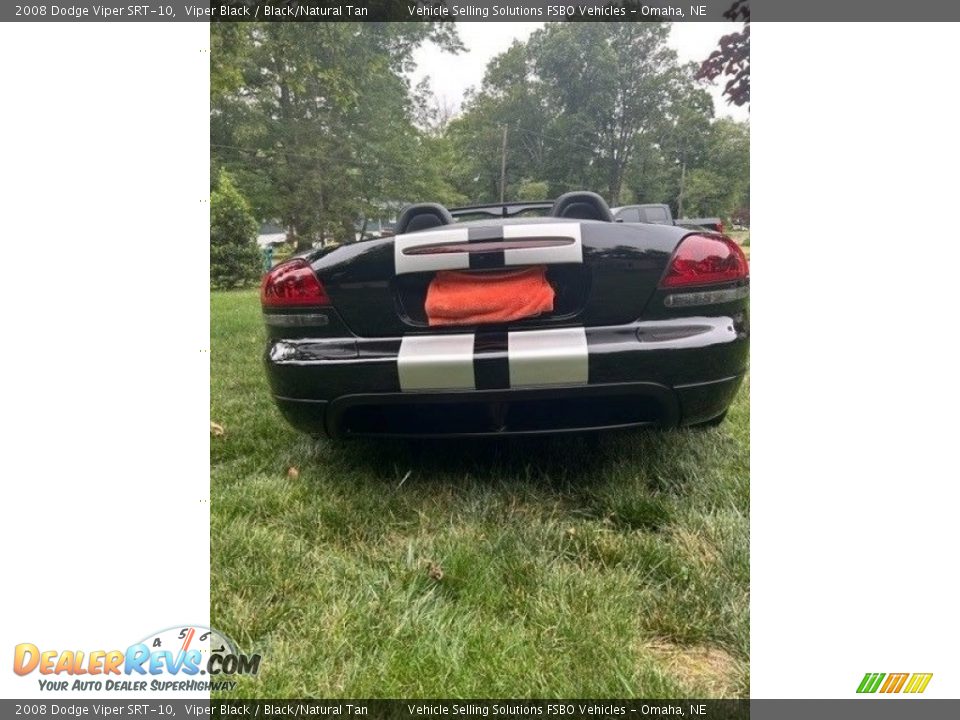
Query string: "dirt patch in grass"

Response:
xmin=671 ymin=527 xmax=719 ymax=567
xmin=644 ymin=640 xmax=739 ymax=696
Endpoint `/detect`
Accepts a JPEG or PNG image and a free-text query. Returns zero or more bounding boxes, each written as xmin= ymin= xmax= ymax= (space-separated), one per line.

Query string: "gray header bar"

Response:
xmin=4 ymin=1 xmax=733 ymax=22
xmin=2 ymin=700 xmax=959 ymax=718
xmin=4 ymin=0 xmax=960 ymax=22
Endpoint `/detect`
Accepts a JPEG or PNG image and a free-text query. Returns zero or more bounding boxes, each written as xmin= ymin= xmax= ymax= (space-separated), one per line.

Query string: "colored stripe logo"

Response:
xmin=857 ymin=672 xmax=932 ymax=694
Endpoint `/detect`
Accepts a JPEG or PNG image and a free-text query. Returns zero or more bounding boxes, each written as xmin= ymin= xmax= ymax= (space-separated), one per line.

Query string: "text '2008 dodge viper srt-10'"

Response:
xmin=260 ymin=191 xmax=748 ymax=438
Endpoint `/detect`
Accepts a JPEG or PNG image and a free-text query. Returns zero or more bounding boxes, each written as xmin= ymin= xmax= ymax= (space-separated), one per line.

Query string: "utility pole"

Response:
xmin=499 ymin=124 xmax=508 ymax=206
xmin=677 ymin=157 xmax=686 ymax=219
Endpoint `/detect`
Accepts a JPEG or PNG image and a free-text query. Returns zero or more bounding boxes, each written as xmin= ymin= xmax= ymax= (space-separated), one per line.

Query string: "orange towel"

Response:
xmin=425 ymin=266 xmax=555 ymax=327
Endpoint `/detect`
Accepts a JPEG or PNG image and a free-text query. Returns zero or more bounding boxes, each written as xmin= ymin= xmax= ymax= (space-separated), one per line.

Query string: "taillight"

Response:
xmin=261 ymin=259 xmax=330 ymax=308
xmin=659 ymin=234 xmax=748 ymax=288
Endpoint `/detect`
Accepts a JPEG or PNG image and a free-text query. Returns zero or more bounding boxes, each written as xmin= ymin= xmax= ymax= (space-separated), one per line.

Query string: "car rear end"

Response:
xmin=261 ymin=217 xmax=748 ymax=438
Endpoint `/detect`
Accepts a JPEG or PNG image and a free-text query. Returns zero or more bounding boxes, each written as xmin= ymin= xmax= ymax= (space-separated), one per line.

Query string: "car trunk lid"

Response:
xmin=318 ymin=219 xmax=683 ymax=337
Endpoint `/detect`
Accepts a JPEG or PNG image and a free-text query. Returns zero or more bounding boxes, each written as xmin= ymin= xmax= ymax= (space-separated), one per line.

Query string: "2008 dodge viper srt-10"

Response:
xmin=260 ymin=191 xmax=748 ymax=438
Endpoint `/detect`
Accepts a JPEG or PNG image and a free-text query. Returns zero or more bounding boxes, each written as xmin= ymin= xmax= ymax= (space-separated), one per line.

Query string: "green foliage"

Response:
xmin=442 ymin=24 xmax=749 ymax=221
xmin=210 ymin=171 xmax=261 ymax=289
xmin=211 ymin=23 xmax=463 ymax=250
xmin=677 ymin=119 xmax=750 ymax=219
xmin=210 ymin=22 xmax=749 ymax=244
xmin=210 ymin=22 xmax=249 ymax=103
xmin=516 ymin=180 xmax=549 ymax=201
xmin=444 ymin=24 xmax=682 ymax=204
xmin=696 ymin=0 xmax=750 ymax=107
xmin=681 ymin=169 xmax=727 ymax=217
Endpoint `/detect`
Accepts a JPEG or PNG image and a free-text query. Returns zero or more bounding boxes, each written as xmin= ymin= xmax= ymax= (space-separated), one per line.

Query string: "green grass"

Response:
xmin=726 ymin=229 xmax=749 ymax=248
xmin=211 ymin=289 xmax=749 ymax=699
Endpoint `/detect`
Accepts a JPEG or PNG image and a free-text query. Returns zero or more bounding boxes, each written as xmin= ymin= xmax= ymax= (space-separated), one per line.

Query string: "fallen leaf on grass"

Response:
xmin=210 ymin=422 xmax=225 ymax=437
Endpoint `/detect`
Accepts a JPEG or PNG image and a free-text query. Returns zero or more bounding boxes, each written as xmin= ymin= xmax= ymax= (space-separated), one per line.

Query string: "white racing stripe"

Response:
xmin=398 ymin=326 xmax=590 ymax=392
xmin=394 ymin=227 xmax=471 ymax=275
xmin=397 ymin=334 xmax=475 ymax=391
xmin=393 ymin=222 xmax=582 ymax=274
xmin=507 ymin=327 xmax=589 ymax=388
xmin=501 ymin=223 xmax=582 ymax=265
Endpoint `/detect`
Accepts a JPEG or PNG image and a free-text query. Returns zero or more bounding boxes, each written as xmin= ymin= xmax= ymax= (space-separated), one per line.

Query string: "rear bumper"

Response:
xmin=265 ymin=315 xmax=747 ymax=438
xmin=274 ymin=376 xmax=743 ymax=438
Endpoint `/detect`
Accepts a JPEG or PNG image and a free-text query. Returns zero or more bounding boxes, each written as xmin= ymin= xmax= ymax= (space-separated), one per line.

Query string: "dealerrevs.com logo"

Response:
xmin=13 ymin=625 xmax=260 ymax=693
xmin=857 ymin=672 xmax=933 ymax=694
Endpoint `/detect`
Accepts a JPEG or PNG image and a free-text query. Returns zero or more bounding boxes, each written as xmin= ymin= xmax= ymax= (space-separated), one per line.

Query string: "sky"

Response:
xmin=410 ymin=22 xmax=749 ymax=122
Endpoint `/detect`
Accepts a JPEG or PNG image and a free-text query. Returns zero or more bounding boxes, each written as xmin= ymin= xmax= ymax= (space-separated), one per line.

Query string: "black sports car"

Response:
xmin=260 ymin=191 xmax=748 ymax=438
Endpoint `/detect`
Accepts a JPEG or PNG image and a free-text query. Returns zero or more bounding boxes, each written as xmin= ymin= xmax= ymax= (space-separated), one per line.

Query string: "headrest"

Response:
xmin=396 ymin=203 xmax=454 ymax=235
xmin=550 ymin=191 xmax=613 ymax=222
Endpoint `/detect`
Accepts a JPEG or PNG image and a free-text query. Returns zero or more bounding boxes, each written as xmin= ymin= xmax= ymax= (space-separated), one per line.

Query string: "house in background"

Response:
xmin=256 ymin=206 xmax=403 ymax=249
xmin=257 ymin=222 xmax=288 ymax=249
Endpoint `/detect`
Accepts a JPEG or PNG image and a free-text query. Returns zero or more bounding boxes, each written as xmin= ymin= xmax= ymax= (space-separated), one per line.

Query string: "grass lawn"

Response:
xmin=211 ymin=289 xmax=749 ymax=698
xmin=726 ymin=230 xmax=750 ymax=261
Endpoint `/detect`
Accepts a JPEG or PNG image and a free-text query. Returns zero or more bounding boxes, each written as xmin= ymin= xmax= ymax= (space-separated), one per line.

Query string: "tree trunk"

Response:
xmin=293 ymin=218 xmax=311 ymax=252
xmin=609 ymin=165 xmax=624 ymax=207
xmin=677 ymin=159 xmax=687 ymax=219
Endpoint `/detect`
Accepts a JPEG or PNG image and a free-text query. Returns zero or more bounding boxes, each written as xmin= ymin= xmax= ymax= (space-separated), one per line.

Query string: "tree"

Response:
xmin=516 ymin=180 xmax=549 ymax=200
xmin=210 ymin=21 xmax=748 ymax=239
xmin=697 ymin=0 xmax=750 ymax=107
xmin=634 ymin=62 xmax=715 ymax=216
xmin=673 ymin=119 xmax=749 ymax=218
xmin=444 ymin=40 xmax=551 ymax=203
xmin=538 ymin=23 xmax=680 ymax=203
xmin=446 ymin=23 xmax=694 ymax=206
xmin=210 ymin=170 xmax=261 ymax=289
xmin=211 ymin=23 xmax=462 ymax=250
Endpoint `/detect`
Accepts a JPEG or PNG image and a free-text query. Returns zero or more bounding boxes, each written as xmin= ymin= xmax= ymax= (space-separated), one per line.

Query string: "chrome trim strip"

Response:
xmin=635 ymin=317 xmax=737 ymax=348
xmin=663 ymin=286 xmax=749 ymax=307
xmin=673 ymin=375 xmax=741 ymax=390
xmin=268 ymin=339 xmax=359 ymax=363
xmin=263 ymin=313 xmax=331 ymax=327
